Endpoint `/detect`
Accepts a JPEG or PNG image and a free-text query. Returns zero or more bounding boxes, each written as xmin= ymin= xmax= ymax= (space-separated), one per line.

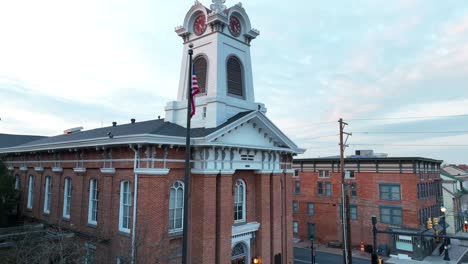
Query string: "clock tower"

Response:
xmin=165 ymin=0 xmax=262 ymax=128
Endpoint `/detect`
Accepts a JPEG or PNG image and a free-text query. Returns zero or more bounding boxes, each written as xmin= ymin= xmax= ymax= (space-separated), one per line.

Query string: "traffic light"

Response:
xmin=433 ymin=217 xmax=438 ymax=226
xmin=435 ymin=230 xmax=439 ymax=242
xmin=427 ymin=218 xmax=433 ymax=229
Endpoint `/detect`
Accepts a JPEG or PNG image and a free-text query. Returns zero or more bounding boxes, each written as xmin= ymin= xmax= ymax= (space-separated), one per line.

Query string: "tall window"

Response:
xmin=380 ymin=206 xmax=402 ymax=225
xmin=193 ymin=56 xmax=207 ymax=94
xmin=15 ymin=175 xmax=20 ymax=190
xmin=63 ymin=178 xmax=72 ymax=219
xmin=27 ymin=175 xmax=34 ymax=209
xmin=307 ymin=203 xmax=314 ymax=216
xmin=317 ymin=182 xmax=323 ymax=195
xmin=169 ymin=181 xmax=184 ymax=233
xmin=294 ymin=181 xmax=301 ymax=194
xmin=350 ymin=182 xmax=357 ymax=198
xmin=325 ymin=182 xmax=332 ymax=197
xmin=88 ymin=179 xmax=99 ymax=225
xmin=350 ymin=205 xmax=358 ymax=220
xmin=293 ymin=221 xmax=299 ymax=233
xmin=293 ymin=200 xmax=299 ymax=214
xmin=227 ymin=57 xmax=243 ymax=97
xmin=379 ymin=184 xmax=401 ymax=201
xmin=119 ymin=181 xmax=132 ymax=233
xmin=234 ymin=179 xmax=246 ymax=223
xmin=44 ymin=176 xmax=52 ymax=214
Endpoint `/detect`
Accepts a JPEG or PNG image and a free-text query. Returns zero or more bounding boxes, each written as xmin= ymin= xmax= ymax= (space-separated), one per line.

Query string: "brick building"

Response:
xmin=292 ymin=151 xmax=442 ymax=257
xmin=0 ymin=1 xmax=304 ymax=263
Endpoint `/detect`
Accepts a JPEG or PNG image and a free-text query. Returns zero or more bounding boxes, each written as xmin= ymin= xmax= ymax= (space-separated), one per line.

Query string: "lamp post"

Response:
xmin=310 ymin=236 xmax=315 ymax=264
xmin=371 ymin=216 xmax=378 ymax=264
xmin=441 ymin=207 xmax=450 ymax=261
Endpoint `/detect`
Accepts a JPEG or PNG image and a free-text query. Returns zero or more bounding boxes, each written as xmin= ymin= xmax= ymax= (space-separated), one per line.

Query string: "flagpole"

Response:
xmin=182 ymin=43 xmax=193 ymax=264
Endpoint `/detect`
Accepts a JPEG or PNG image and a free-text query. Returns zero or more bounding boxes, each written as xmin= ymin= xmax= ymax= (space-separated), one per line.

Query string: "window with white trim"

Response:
xmin=84 ymin=243 xmax=96 ymax=264
xmin=63 ymin=178 xmax=72 ymax=219
xmin=27 ymin=175 xmax=34 ymax=209
xmin=234 ymin=179 xmax=246 ymax=223
xmin=88 ymin=179 xmax=99 ymax=225
xmin=319 ymin=170 xmax=330 ymax=178
xmin=119 ymin=181 xmax=132 ymax=233
xmin=293 ymin=221 xmax=299 ymax=233
xmin=169 ymin=181 xmax=184 ymax=233
xmin=227 ymin=56 xmax=244 ymax=97
xmin=15 ymin=175 xmax=20 ymax=190
xmin=44 ymin=176 xmax=52 ymax=214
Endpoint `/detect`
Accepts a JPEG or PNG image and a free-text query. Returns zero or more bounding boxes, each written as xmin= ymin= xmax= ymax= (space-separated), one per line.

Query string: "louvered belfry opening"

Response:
xmin=227 ymin=56 xmax=244 ymax=97
xmin=194 ymin=56 xmax=207 ymax=94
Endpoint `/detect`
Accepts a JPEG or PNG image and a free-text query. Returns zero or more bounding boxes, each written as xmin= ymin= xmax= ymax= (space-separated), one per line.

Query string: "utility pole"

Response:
xmin=339 ymin=118 xmax=352 ymax=264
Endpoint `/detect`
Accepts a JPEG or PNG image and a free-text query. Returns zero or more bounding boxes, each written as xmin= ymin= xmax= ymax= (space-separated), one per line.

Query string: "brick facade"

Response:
xmin=5 ymin=145 xmax=294 ymax=263
xmin=292 ymin=157 xmax=442 ymax=250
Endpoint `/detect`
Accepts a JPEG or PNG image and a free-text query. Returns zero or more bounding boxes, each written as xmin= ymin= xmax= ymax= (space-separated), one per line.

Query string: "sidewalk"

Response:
xmin=294 ymin=240 xmax=373 ymax=260
xmin=385 ymin=239 xmax=468 ymax=264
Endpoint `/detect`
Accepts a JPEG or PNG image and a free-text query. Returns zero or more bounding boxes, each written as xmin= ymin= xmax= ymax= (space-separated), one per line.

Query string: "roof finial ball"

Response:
xmin=210 ymin=0 xmax=227 ymax=13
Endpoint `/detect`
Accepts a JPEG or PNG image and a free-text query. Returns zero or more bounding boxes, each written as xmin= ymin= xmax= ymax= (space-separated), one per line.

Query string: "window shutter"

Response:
xmin=194 ymin=57 xmax=207 ymax=94
xmin=227 ymin=57 xmax=243 ymax=97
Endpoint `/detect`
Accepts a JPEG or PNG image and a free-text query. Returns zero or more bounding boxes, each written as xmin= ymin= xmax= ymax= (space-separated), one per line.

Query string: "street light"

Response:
xmin=371 ymin=216 xmax=378 ymax=264
xmin=441 ymin=206 xmax=450 ymax=261
xmin=310 ymin=235 xmax=316 ymax=264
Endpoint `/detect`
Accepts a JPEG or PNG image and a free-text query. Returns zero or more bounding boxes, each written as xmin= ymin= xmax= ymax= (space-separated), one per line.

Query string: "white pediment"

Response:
xmin=196 ymin=111 xmax=305 ymax=154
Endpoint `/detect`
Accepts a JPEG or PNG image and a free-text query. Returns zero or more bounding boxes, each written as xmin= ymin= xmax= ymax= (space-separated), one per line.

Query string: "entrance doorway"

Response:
xmin=231 ymin=243 xmax=247 ymax=264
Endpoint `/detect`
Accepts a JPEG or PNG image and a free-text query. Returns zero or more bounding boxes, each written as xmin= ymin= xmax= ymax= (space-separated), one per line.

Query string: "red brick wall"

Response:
xmin=293 ymin=167 xmax=441 ymax=247
xmin=6 ymin=147 xmax=292 ymax=263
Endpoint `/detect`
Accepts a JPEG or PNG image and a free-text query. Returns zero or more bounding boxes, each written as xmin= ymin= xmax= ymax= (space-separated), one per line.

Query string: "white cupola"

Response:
xmin=165 ymin=0 xmax=265 ymax=128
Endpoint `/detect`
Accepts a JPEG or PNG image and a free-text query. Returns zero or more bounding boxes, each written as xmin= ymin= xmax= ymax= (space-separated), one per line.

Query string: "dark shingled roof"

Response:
xmin=0 ymin=133 xmax=47 ymax=148
xmin=12 ymin=111 xmax=253 ymax=148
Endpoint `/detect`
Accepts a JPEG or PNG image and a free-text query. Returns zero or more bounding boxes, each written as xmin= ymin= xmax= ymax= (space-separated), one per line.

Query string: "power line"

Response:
xmin=350 ymin=143 xmax=468 ymax=147
xmin=347 ymin=114 xmax=468 ymax=121
xmin=353 ymin=130 xmax=468 ymax=135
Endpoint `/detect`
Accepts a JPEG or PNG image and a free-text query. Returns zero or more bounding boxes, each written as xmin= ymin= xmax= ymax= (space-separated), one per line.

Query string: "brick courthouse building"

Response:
xmin=0 ymin=1 xmax=304 ymax=263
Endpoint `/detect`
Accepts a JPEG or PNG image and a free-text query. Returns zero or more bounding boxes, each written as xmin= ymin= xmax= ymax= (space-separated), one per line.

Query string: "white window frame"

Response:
xmin=119 ymin=181 xmax=132 ymax=233
xmin=44 ymin=176 xmax=52 ymax=214
xmin=63 ymin=178 xmax=72 ymax=219
xmin=293 ymin=221 xmax=299 ymax=233
xmin=27 ymin=175 xmax=34 ymax=209
xmin=169 ymin=181 xmax=184 ymax=233
xmin=319 ymin=170 xmax=330 ymax=178
xmin=234 ymin=179 xmax=246 ymax=223
xmin=88 ymin=179 xmax=98 ymax=225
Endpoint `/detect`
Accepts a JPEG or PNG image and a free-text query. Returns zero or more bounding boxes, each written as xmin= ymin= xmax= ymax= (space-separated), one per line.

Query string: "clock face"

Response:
xmin=193 ymin=14 xmax=207 ymax=36
xmin=229 ymin=16 xmax=241 ymax=37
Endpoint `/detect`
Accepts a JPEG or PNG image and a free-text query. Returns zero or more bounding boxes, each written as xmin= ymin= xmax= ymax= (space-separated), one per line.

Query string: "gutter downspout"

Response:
xmin=129 ymin=144 xmax=139 ymax=264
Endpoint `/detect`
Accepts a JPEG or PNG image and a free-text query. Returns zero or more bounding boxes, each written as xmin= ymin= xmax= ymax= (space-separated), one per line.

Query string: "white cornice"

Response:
xmin=232 ymin=222 xmax=260 ymax=237
xmin=100 ymin=168 xmax=116 ymax=174
xmin=34 ymin=167 xmax=44 ymax=172
xmin=134 ymin=168 xmax=170 ymax=175
xmin=73 ymin=167 xmax=86 ymax=173
xmin=52 ymin=167 xmax=63 ymax=173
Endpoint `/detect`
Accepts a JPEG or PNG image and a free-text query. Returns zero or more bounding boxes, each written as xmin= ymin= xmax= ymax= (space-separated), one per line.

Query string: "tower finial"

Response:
xmin=210 ymin=0 xmax=226 ymax=13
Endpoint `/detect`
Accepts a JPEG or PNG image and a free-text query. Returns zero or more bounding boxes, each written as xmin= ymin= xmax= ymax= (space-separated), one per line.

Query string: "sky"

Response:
xmin=1 ymin=0 xmax=468 ymax=164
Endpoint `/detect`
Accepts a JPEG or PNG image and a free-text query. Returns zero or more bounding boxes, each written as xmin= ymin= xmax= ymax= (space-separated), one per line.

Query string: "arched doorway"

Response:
xmin=231 ymin=242 xmax=247 ymax=264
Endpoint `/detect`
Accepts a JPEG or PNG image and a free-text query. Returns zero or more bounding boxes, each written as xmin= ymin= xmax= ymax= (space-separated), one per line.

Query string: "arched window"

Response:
xmin=119 ymin=181 xmax=132 ymax=233
xmin=43 ymin=176 xmax=52 ymax=214
xmin=193 ymin=56 xmax=207 ymax=94
xmin=227 ymin=57 xmax=244 ymax=97
xmin=27 ymin=175 xmax=34 ymax=209
xmin=88 ymin=179 xmax=99 ymax=225
xmin=63 ymin=177 xmax=72 ymax=219
xmin=169 ymin=181 xmax=184 ymax=233
xmin=232 ymin=243 xmax=247 ymax=263
xmin=234 ymin=179 xmax=246 ymax=223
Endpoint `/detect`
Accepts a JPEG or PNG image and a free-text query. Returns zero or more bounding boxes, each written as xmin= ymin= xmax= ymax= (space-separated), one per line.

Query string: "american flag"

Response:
xmin=190 ymin=66 xmax=200 ymax=118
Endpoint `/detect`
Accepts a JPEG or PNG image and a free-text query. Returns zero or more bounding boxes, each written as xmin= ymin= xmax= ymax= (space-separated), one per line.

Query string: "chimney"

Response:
xmin=131 ymin=118 xmax=136 ymax=124
xmin=112 ymin=121 xmax=117 ymax=127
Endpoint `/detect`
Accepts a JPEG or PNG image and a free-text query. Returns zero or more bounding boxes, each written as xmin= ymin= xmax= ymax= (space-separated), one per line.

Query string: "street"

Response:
xmin=294 ymin=247 xmax=370 ymax=264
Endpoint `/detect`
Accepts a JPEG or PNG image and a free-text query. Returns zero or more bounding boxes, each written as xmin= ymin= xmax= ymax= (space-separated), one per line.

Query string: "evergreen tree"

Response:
xmin=0 ymin=161 xmax=16 ymax=227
